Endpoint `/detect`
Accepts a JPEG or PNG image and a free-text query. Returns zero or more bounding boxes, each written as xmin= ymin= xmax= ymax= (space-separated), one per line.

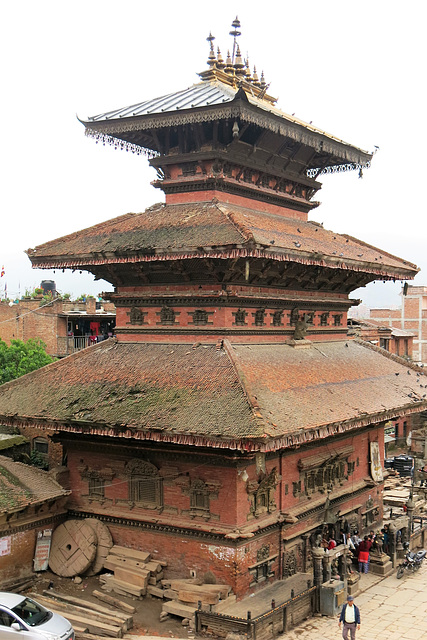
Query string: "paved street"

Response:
xmin=125 ymin=562 xmax=427 ymax=640
xmin=280 ymin=563 xmax=427 ymax=640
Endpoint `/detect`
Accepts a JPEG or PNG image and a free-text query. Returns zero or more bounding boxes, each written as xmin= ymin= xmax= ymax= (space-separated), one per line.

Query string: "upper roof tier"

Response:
xmin=80 ymin=20 xmax=373 ymax=186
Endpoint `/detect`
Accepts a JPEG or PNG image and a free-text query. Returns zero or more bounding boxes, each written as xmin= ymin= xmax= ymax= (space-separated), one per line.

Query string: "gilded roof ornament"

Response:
xmin=234 ymin=44 xmax=246 ymax=76
xmin=198 ymin=18 xmax=277 ymax=104
xmin=224 ymin=50 xmax=234 ymax=75
xmin=229 ymin=16 xmax=241 ymax=64
xmin=216 ymin=47 xmax=225 ymax=70
xmin=206 ymin=32 xmax=217 ymax=69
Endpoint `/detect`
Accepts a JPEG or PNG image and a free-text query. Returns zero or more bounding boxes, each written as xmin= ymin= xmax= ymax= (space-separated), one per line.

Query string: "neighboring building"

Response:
xmin=0 ymin=294 xmax=115 ymax=358
xmin=370 ymin=286 xmax=427 ymax=364
xmin=348 ymin=318 xmax=414 ymax=359
xmin=0 ymin=23 xmax=425 ymax=597
xmin=0 ymin=455 xmax=69 ymax=587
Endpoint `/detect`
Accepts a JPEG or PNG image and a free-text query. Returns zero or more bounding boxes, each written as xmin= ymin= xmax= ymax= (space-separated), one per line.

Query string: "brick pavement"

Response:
xmin=279 ymin=562 xmax=427 ymax=640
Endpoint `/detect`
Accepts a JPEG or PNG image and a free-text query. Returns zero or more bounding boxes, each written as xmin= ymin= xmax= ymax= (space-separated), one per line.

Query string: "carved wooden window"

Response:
xmin=191 ymin=309 xmax=208 ymax=325
xmin=271 ymin=310 xmax=284 ymax=327
xmin=254 ymin=308 xmax=266 ymax=326
xmin=292 ymin=480 xmax=301 ymax=497
xmin=306 ymin=312 xmax=314 ymax=325
xmin=234 ymin=308 xmax=247 ymax=326
xmin=249 ymin=545 xmax=276 ymax=585
xmin=89 ymin=476 xmax=105 ymax=499
xmin=190 ymin=479 xmax=210 ymax=514
xmin=248 ymin=469 xmax=278 ymax=518
xmin=333 ymin=314 xmax=342 ymax=326
xmin=320 ymin=312 xmax=329 ymax=326
xmin=127 ymin=460 xmax=163 ymax=509
xmin=160 ymin=306 xmax=176 ymax=324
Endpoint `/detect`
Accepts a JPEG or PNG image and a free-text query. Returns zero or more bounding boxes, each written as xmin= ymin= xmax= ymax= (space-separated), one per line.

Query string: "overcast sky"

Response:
xmin=1 ymin=0 xmax=425 ymax=310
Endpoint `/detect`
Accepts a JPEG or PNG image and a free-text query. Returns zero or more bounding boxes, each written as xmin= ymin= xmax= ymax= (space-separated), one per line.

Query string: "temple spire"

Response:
xmin=229 ymin=16 xmax=241 ymax=64
xmin=199 ymin=18 xmax=277 ymax=104
xmin=206 ymin=32 xmax=216 ymax=69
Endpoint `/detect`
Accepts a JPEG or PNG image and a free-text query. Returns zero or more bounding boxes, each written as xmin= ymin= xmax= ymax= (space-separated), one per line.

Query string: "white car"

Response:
xmin=0 ymin=592 xmax=74 ymax=640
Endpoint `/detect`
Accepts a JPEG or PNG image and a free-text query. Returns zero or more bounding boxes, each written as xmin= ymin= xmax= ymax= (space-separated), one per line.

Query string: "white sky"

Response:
xmin=1 ymin=0 xmax=425 ymax=309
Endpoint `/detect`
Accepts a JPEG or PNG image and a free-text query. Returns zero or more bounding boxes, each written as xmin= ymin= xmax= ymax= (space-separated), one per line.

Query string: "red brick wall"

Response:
xmin=18 ymin=426 xmax=63 ymax=469
xmin=164 ymin=189 xmax=309 ymax=220
xmin=0 ymin=529 xmax=37 ymax=585
xmin=106 ymin=523 xmax=280 ymax=597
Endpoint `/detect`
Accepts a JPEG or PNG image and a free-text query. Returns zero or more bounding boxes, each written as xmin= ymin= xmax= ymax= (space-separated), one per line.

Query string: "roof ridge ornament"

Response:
xmin=198 ymin=17 xmax=277 ymax=105
xmin=229 ymin=16 xmax=241 ymax=65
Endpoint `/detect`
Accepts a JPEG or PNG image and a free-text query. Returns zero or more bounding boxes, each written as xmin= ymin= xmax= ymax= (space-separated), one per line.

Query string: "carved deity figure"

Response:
xmin=293 ymin=313 xmax=308 ymax=340
xmin=129 ymin=307 xmax=143 ymax=324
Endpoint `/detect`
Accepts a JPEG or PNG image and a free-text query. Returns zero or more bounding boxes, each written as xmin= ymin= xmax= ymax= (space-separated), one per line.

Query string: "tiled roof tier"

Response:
xmin=0 ymin=455 xmax=69 ymax=514
xmin=27 ymin=201 xmax=417 ymax=280
xmin=0 ymin=339 xmax=426 ymax=452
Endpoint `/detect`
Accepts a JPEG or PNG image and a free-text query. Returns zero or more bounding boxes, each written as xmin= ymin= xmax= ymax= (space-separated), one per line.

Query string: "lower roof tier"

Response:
xmin=0 ymin=338 xmax=426 ymax=452
xmin=27 ymin=200 xmax=418 ymax=288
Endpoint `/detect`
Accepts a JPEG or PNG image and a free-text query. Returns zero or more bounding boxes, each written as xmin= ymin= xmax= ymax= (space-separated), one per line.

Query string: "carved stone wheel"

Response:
xmin=83 ymin=518 xmax=113 ymax=576
xmin=49 ymin=520 xmax=98 ymax=577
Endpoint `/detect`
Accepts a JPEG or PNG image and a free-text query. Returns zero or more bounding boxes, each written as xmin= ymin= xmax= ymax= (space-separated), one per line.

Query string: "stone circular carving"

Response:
xmin=49 ymin=520 xmax=98 ymax=577
xmin=83 ymin=518 xmax=113 ymax=576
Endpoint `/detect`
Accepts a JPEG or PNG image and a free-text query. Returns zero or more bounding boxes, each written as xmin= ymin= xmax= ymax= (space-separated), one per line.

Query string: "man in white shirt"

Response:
xmin=338 ymin=595 xmax=361 ymax=640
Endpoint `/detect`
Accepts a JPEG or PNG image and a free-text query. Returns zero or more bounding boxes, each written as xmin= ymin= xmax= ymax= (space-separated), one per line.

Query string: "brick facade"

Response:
xmin=371 ymin=286 xmax=427 ymax=363
xmin=62 ymin=426 xmax=382 ymax=596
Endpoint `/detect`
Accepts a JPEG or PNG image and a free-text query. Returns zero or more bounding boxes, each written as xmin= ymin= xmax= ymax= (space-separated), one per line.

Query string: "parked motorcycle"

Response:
xmin=396 ymin=545 xmax=426 ymax=579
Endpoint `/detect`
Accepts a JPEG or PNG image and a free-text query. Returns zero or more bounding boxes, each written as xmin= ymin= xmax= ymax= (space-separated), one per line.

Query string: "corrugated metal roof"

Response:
xmin=88 ymin=81 xmax=237 ymax=122
xmin=85 ymin=79 xmax=371 ymax=157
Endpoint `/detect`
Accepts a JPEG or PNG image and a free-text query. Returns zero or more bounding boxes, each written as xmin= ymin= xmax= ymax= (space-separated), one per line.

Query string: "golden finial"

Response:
xmin=234 ymin=44 xmax=245 ymax=76
xmin=229 ymin=16 xmax=241 ymax=64
xmin=252 ymin=65 xmax=260 ymax=87
xmin=224 ymin=50 xmax=234 ymax=75
xmin=216 ymin=47 xmax=225 ymax=70
xmin=244 ymin=56 xmax=252 ymax=83
xmin=260 ymin=71 xmax=267 ymax=89
xmin=206 ymin=32 xmax=217 ymax=69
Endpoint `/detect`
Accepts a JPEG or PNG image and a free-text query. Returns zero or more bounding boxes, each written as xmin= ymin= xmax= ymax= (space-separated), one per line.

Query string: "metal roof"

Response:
xmin=87 ymin=81 xmax=237 ymax=122
xmin=84 ymin=79 xmax=371 ymax=158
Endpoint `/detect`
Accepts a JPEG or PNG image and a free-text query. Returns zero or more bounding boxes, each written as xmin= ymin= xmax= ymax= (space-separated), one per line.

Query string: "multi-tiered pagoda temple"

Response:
xmin=1 ymin=21 xmax=425 ymax=597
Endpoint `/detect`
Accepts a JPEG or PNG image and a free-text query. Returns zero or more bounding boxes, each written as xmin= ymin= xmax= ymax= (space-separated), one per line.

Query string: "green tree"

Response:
xmin=0 ymin=338 xmax=55 ymax=385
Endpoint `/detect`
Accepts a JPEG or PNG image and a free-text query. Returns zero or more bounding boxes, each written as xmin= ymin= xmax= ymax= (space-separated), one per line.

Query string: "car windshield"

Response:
xmin=12 ymin=598 xmax=52 ymax=627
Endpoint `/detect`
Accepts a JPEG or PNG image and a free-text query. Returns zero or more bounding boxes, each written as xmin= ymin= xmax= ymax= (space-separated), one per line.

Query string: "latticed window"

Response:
xmin=190 ymin=480 xmax=210 ymax=513
xmin=320 ymin=312 xmax=329 ymax=326
xmin=89 ymin=477 xmax=105 ymax=499
xmin=131 ymin=477 xmax=157 ymax=503
xmin=333 ymin=314 xmax=342 ymax=326
xmin=127 ymin=460 xmax=163 ymax=509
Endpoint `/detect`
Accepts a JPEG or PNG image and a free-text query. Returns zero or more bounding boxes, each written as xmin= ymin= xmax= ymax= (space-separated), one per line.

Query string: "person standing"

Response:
xmin=339 ymin=595 xmax=361 ymax=640
xmin=358 ymin=535 xmax=372 ymax=573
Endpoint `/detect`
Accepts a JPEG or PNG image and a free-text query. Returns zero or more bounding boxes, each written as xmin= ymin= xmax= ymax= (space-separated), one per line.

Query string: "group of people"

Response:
xmin=320 ymin=526 xmax=391 ymax=575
